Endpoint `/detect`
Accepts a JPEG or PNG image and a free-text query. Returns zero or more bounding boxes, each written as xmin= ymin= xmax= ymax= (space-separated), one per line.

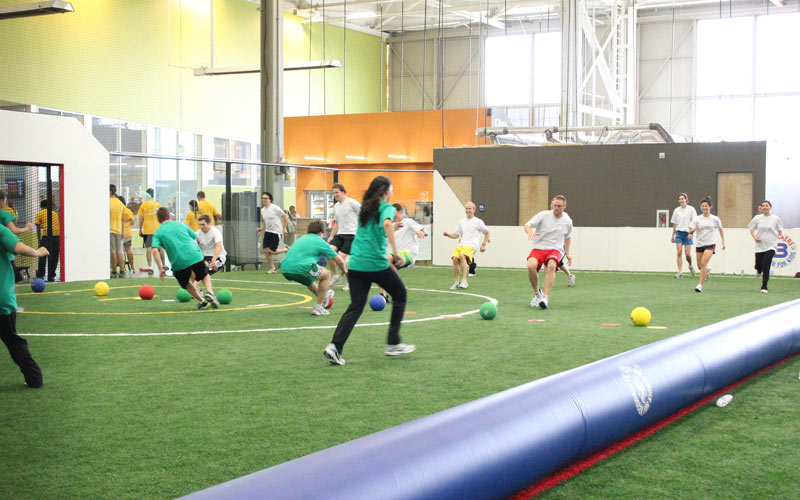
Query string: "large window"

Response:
xmin=695 ymin=13 xmax=800 ymax=142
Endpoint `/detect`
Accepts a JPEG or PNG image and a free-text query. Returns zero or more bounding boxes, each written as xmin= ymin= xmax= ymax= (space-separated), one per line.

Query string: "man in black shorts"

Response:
xmin=256 ymin=192 xmax=288 ymax=273
xmin=327 ymin=183 xmax=360 ymax=290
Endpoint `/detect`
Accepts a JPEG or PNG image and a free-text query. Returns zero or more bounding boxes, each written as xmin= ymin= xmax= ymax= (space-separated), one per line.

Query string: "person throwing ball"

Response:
xmin=151 ymin=208 xmax=219 ymax=309
xmin=524 ymin=195 xmax=573 ymax=309
xmin=282 ymin=220 xmax=348 ymax=316
xmin=323 ymin=176 xmax=415 ymax=366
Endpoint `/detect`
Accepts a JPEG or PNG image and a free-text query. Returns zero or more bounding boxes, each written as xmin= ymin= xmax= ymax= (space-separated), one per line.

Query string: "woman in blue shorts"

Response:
xmin=670 ymin=193 xmax=697 ymax=278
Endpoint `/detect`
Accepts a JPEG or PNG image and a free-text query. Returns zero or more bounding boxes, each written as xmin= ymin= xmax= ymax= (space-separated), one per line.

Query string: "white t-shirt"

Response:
xmin=671 ymin=205 xmax=697 ymax=232
xmin=196 ymin=227 xmax=227 ymax=262
xmin=453 ymin=216 xmax=489 ymax=252
xmin=747 ymin=214 xmax=783 ymax=253
xmin=333 ymin=197 xmax=361 ymax=235
xmin=394 ymin=217 xmax=424 ymax=259
xmin=526 ymin=210 xmax=573 ymax=255
xmin=261 ymin=204 xmax=285 ymax=235
xmin=689 ymin=214 xmax=723 ymax=247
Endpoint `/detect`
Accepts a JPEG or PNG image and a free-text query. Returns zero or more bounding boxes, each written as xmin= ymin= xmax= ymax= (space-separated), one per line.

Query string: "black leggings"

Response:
xmin=331 ymin=268 xmax=407 ymax=354
xmin=1 ymin=313 xmax=43 ymax=387
xmin=754 ymin=250 xmax=775 ymax=290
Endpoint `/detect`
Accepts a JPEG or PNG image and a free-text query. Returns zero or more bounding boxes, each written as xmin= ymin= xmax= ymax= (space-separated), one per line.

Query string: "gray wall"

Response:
xmin=434 ymin=142 xmax=766 ymax=227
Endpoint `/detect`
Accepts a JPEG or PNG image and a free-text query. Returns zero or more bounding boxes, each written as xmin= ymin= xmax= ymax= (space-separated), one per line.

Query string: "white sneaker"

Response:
xmin=459 ymin=280 xmax=468 ymax=289
xmin=568 ymin=274 xmax=576 ymax=287
xmin=330 ymin=275 xmax=342 ymax=286
xmin=690 ymin=266 xmax=697 ymax=276
xmin=267 ymin=268 xmax=277 ymax=274
xmin=449 ymin=281 xmax=460 ymax=290
xmin=695 ymin=284 xmax=703 ymax=293
xmin=311 ymin=304 xmax=330 ymax=316
xmin=323 ymin=343 xmax=345 ymax=365
xmin=530 ymin=289 xmax=543 ymax=307
xmin=539 ymin=296 xmax=549 ymax=309
xmin=342 ymin=283 xmax=349 ymax=292
xmin=760 ymin=288 xmax=768 ymax=294
xmin=324 ymin=288 xmax=335 ymax=308
xmin=385 ymin=343 xmax=416 ymax=356
xmin=705 ymin=267 xmax=711 ymax=282
xmin=674 ymin=272 xmax=682 ymax=278
xmin=204 ymin=292 xmax=220 ymax=309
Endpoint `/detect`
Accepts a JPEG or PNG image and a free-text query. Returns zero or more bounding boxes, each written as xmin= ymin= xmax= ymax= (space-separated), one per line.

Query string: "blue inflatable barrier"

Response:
xmin=180 ymin=300 xmax=800 ymax=500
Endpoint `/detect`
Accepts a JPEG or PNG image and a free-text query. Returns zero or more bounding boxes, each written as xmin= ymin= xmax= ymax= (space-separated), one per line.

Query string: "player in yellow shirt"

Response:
xmin=118 ymin=196 xmax=136 ymax=276
xmin=109 ymin=185 xmax=126 ymax=278
xmin=137 ymin=188 xmax=164 ymax=275
xmin=184 ymin=200 xmax=200 ymax=231
xmin=196 ymin=191 xmax=221 ymax=224
xmin=34 ymin=200 xmax=61 ymax=281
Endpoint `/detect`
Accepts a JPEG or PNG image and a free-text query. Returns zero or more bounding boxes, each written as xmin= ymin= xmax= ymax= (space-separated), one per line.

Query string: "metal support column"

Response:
xmin=261 ymin=0 xmax=285 ymax=206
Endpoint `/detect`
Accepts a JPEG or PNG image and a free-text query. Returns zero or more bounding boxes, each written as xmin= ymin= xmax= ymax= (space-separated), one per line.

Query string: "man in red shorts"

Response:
xmin=523 ymin=195 xmax=573 ymax=309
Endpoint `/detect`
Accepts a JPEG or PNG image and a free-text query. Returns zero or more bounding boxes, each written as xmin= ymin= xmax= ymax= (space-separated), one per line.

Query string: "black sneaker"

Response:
xmin=380 ymin=293 xmax=390 ymax=304
xmin=197 ymin=300 xmax=209 ymax=310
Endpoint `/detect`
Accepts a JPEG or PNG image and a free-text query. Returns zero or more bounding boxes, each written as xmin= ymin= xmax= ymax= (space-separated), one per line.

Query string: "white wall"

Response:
xmin=0 ymin=110 xmax=109 ymax=282
xmin=433 ymin=170 xmax=800 ymax=276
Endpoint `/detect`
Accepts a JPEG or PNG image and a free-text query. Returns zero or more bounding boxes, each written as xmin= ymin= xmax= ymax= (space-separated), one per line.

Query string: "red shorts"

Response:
xmin=527 ymin=248 xmax=562 ymax=271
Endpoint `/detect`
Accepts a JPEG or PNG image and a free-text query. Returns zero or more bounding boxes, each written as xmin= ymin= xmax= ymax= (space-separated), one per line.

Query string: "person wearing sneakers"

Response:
xmin=256 ymin=191 xmax=288 ymax=273
xmin=524 ymin=195 xmax=573 ymax=310
xmin=109 ymin=184 xmax=126 ymax=278
xmin=327 ymin=183 xmax=360 ymax=292
xmin=118 ymin=196 xmax=136 ymax=276
xmin=195 ymin=215 xmax=227 ymax=275
xmin=138 ymin=188 xmax=164 ymax=275
xmin=443 ymin=201 xmax=490 ymax=289
xmin=282 ymin=220 xmax=347 ymax=316
xmin=670 ymin=193 xmax=698 ymax=278
xmin=323 ymin=176 xmax=415 ymax=366
xmin=550 ymin=198 xmax=576 ymax=287
xmin=748 ymin=200 xmax=783 ymax=293
xmin=151 ymin=207 xmax=219 ymax=309
xmin=688 ymin=197 xmax=725 ymax=293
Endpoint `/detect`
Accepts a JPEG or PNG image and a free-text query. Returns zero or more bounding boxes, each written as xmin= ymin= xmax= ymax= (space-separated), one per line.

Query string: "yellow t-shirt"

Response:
xmin=35 ymin=209 xmax=61 ymax=236
xmin=123 ymin=208 xmax=134 ymax=238
xmin=4 ymin=207 xmax=17 ymax=218
xmin=137 ymin=200 xmax=162 ymax=235
xmin=197 ymin=200 xmax=220 ymax=219
xmin=110 ymin=197 xmax=125 ymax=234
xmin=184 ymin=211 xmax=200 ymax=231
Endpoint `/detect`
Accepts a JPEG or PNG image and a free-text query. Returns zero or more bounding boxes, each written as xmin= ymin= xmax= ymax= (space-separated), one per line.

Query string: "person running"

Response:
xmin=138 ymin=188 xmax=164 ymax=274
xmin=327 ymin=183 xmax=360 ymax=291
xmin=282 ymin=220 xmax=347 ymax=316
xmin=670 ymin=193 xmax=698 ymax=278
xmin=748 ymin=200 xmax=783 ymax=293
xmin=549 ymin=198 xmax=576 ymax=287
xmin=0 ymin=189 xmax=48 ymax=388
xmin=323 ymin=176 xmax=415 ymax=366
xmin=524 ymin=195 xmax=573 ymax=309
xmin=442 ymin=201 xmax=490 ymax=289
xmin=196 ymin=191 xmax=221 ymax=224
xmin=109 ymin=185 xmax=126 ymax=278
xmin=256 ymin=192 xmax=288 ymax=273
xmin=118 ymin=196 xmax=136 ymax=276
xmin=184 ymin=200 xmax=200 ymax=231
xmin=688 ymin=197 xmax=725 ymax=293
xmin=195 ymin=215 xmax=226 ymax=275
xmin=151 ymin=207 xmax=219 ymax=309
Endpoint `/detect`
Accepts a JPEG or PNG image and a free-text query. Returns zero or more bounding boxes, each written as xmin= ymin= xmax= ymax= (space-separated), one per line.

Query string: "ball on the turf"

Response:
xmin=369 ymin=294 xmax=386 ymax=311
xmin=31 ymin=278 xmax=46 ymax=293
xmin=631 ymin=306 xmax=651 ymax=326
xmin=217 ymin=289 xmax=233 ymax=304
xmin=176 ymin=288 xmax=192 ymax=302
xmin=317 ymin=256 xmax=328 ymax=267
xmin=139 ymin=285 xmax=155 ymax=300
xmin=325 ymin=296 xmax=334 ymax=309
xmin=94 ymin=281 xmax=110 ymax=296
xmin=479 ymin=301 xmax=497 ymax=320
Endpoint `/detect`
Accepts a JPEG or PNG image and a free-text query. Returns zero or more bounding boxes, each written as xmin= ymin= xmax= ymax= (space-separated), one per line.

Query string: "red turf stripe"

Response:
xmin=508 ymin=353 xmax=800 ymax=500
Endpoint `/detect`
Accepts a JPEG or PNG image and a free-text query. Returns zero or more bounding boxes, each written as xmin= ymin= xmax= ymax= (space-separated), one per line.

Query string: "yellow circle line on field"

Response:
xmin=18 ymin=286 xmax=313 ymax=315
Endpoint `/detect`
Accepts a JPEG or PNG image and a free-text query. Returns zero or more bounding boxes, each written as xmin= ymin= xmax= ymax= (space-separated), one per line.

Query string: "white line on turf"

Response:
xmin=23 ymin=285 xmax=498 ymax=337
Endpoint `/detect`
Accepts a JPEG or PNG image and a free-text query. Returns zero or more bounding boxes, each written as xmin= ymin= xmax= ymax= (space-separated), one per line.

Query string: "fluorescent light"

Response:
xmin=345 ymin=155 xmax=367 ymax=160
xmin=0 ymin=1 xmax=74 ymax=20
xmin=304 ymin=156 xmax=326 ymax=161
xmin=344 ymin=11 xmax=376 ymax=20
xmin=388 ymin=154 xmax=408 ymax=159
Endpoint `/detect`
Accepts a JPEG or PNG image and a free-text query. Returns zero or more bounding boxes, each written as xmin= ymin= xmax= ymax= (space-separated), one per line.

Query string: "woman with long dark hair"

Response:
xmin=323 ymin=176 xmax=415 ymax=366
xmin=687 ymin=197 xmax=725 ymax=293
xmin=748 ymin=200 xmax=783 ymax=293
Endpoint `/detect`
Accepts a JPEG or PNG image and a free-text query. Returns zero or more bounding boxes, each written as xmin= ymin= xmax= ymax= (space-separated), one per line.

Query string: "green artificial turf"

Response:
xmin=1 ymin=268 xmax=797 ymax=499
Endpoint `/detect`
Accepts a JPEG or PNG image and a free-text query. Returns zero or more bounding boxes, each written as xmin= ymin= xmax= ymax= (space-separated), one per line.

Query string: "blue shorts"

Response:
xmin=674 ymin=231 xmax=693 ymax=246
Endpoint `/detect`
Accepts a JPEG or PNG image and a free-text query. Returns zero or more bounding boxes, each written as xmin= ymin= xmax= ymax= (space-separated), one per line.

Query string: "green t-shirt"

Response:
xmin=0 ymin=209 xmax=16 ymax=227
xmin=152 ymin=221 xmax=204 ymax=271
xmin=0 ymin=224 xmax=20 ymax=315
xmin=280 ymin=233 xmax=337 ymax=275
xmin=349 ymin=201 xmax=396 ymax=272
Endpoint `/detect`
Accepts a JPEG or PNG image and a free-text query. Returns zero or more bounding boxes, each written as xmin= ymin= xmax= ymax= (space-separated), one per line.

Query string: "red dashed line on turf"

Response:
xmin=528 ymin=319 xmax=546 ymax=323
xmin=404 ymin=311 xmax=417 ymax=314
xmin=601 ymin=323 xmax=620 ymax=327
xmin=508 ymin=353 xmax=800 ymax=500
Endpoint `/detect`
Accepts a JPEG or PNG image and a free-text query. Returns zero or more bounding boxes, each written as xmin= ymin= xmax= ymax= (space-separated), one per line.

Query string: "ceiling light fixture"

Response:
xmin=304 ymin=156 xmax=327 ymax=161
xmin=345 ymin=155 xmax=368 ymax=160
xmin=388 ymin=154 xmax=408 ymax=159
xmin=0 ymin=1 xmax=74 ymax=20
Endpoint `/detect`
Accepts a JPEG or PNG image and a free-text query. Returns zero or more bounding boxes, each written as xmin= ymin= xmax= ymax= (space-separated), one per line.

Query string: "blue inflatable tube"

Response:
xmin=180 ymin=300 xmax=800 ymax=500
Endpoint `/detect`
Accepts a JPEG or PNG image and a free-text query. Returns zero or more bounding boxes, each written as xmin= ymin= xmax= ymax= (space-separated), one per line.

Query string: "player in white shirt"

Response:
xmin=524 ymin=195 xmax=573 ymax=309
xmin=747 ymin=200 xmax=784 ymax=293
xmin=392 ymin=203 xmax=426 ymax=264
xmin=327 ymin=183 xmax=361 ymax=290
xmin=196 ymin=215 xmax=227 ymax=275
xmin=670 ymin=193 xmax=698 ymax=278
xmin=442 ymin=202 xmax=490 ymax=289
xmin=687 ymin=197 xmax=725 ymax=293
xmin=256 ymin=192 xmax=288 ymax=273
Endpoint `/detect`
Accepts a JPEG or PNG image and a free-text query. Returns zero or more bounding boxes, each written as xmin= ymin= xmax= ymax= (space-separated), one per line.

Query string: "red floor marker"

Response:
xmin=404 ymin=311 xmax=417 ymax=315
xmin=528 ymin=319 xmax=546 ymax=323
xmin=443 ymin=315 xmax=461 ymax=319
xmin=602 ymin=323 xmax=620 ymax=327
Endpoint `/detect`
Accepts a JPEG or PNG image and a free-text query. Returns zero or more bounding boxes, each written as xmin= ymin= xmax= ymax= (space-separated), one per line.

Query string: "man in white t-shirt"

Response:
xmin=196 ymin=215 xmax=226 ymax=275
xmin=747 ymin=200 xmax=784 ymax=293
xmin=392 ymin=203 xmax=426 ymax=264
xmin=443 ymin=201 xmax=490 ymax=289
xmin=256 ymin=192 xmax=288 ymax=273
xmin=524 ymin=195 xmax=573 ymax=309
xmin=327 ymin=183 xmax=361 ymax=290
xmin=670 ymin=193 xmax=698 ymax=278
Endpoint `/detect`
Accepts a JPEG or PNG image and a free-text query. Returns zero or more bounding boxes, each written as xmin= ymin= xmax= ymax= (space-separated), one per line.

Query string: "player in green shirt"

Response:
xmin=281 ymin=220 xmax=347 ymax=316
xmin=0 ymin=190 xmax=49 ymax=388
xmin=323 ymin=176 xmax=416 ymax=366
xmin=151 ymin=208 xmax=219 ymax=309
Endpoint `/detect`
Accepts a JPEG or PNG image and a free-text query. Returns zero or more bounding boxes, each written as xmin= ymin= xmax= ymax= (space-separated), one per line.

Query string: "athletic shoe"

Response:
xmin=197 ymin=300 xmax=209 ymax=310
xmin=380 ymin=293 xmax=390 ymax=304
xmin=385 ymin=343 xmax=416 ymax=356
xmin=539 ymin=296 xmax=549 ymax=309
xmin=459 ymin=280 xmax=468 ymax=289
xmin=695 ymin=285 xmax=703 ymax=293
xmin=311 ymin=304 xmax=330 ymax=316
xmin=568 ymin=274 xmax=576 ymax=287
xmin=147 ymin=269 xmax=154 ymax=276
xmin=342 ymin=283 xmax=349 ymax=292
xmin=449 ymin=281 xmax=460 ymax=290
xmin=690 ymin=266 xmax=697 ymax=276
xmin=323 ymin=343 xmax=345 ymax=365
xmin=468 ymin=272 xmax=477 ymax=277
xmin=674 ymin=272 xmax=682 ymax=278
xmin=330 ymin=275 xmax=342 ymax=286
xmin=705 ymin=267 xmax=711 ymax=282
xmin=204 ymin=292 xmax=220 ymax=309
xmin=267 ymin=268 xmax=277 ymax=274
xmin=760 ymin=288 xmax=768 ymax=294
xmin=324 ymin=288 xmax=335 ymax=308
xmin=530 ymin=289 xmax=543 ymax=308
xmin=110 ymin=272 xmax=117 ymax=279
xmin=756 ymin=271 xmax=762 ymax=278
